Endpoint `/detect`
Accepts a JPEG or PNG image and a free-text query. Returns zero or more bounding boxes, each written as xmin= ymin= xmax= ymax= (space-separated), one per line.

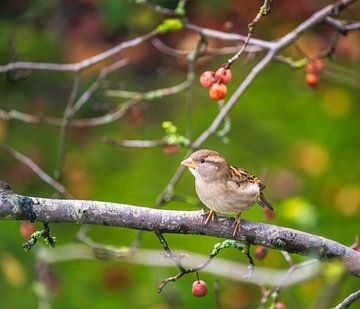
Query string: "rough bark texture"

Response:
xmin=0 ymin=181 xmax=359 ymax=276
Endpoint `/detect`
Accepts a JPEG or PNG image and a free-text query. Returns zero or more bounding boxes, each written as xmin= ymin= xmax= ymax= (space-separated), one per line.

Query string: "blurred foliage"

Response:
xmin=0 ymin=0 xmax=360 ymax=308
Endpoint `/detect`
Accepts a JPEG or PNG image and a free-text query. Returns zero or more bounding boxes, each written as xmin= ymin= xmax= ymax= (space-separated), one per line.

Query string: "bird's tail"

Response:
xmin=258 ymin=192 xmax=274 ymax=211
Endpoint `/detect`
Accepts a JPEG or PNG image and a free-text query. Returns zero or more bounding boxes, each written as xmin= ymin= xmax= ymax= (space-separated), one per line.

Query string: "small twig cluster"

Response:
xmin=23 ymin=223 xmax=56 ymax=251
xmin=155 ymin=233 xmax=254 ymax=293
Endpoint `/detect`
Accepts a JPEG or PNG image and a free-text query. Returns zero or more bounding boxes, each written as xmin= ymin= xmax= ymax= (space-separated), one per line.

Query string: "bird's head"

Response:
xmin=181 ymin=149 xmax=228 ymax=181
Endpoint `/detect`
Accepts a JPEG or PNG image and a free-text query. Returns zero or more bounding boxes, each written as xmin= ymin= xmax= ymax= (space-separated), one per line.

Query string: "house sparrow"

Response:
xmin=181 ymin=149 xmax=273 ymax=236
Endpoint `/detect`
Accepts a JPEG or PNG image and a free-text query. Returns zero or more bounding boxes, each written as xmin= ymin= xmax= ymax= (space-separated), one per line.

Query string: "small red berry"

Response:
xmin=130 ymin=106 xmax=146 ymax=124
xmin=276 ymin=302 xmax=286 ymax=309
xmin=264 ymin=207 xmax=275 ymax=220
xmin=192 ymin=280 xmax=207 ymax=297
xmin=352 ymin=244 xmax=360 ymax=252
xmin=200 ymin=71 xmax=215 ymax=88
xmin=163 ymin=144 xmax=179 ymax=155
xmin=215 ymin=67 xmax=232 ymax=84
xmin=103 ymin=265 xmax=131 ymax=290
xmin=306 ymin=59 xmax=323 ymax=74
xmin=20 ymin=221 xmax=36 ymax=239
xmin=255 ymin=246 xmax=268 ymax=260
xmin=209 ymin=83 xmax=227 ymax=100
xmin=351 ymin=237 xmax=360 ymax=252
xmin=305 ymin=73 xmax=320 ymax=88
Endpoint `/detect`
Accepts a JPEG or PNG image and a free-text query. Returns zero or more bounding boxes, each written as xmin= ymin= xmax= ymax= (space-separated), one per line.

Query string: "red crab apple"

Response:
xmin=255 ymin=246 xmax=268 ymax=260
xmin=192 ymin=280 xmax=207 ymax=297
xmin=215 ymin=67 xmax=232 ymax=84
xmin=20 ymin=221 xmax=36 ymax=239
xmin=209 ymin=83 xmax=227 ymax=100
xmin=306 ymin=59 xmax=323 ymax=74
xmin=200 ymin=71 xmax=215 ymax=88
xmin=305 ymin=73 xmax=320 ymax=88
xmin=276 ymin=302 xmax=286 ymax=309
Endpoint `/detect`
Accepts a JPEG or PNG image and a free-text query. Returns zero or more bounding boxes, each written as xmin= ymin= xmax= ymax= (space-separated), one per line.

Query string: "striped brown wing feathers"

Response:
xmin=229 ymin=165 xmax=273 ymax=210
xmin=229 ymin=165 xmax=261 ymax=187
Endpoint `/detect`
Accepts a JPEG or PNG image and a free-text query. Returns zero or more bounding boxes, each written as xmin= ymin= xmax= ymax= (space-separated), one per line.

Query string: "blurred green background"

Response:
xmin=0 ymin=0 xmax=360 ymax=308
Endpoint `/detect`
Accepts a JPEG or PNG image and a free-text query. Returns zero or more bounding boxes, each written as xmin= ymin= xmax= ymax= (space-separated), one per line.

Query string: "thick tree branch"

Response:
xmin=1 ymin=181 xmax=359 ymax=277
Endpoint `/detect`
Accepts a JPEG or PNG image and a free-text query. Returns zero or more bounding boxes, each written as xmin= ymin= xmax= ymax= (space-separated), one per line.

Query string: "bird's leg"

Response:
xmin=203 ymin=210 xmax=216 ymax=225
xmin=231 ymin=213 xmax=242 ymax=236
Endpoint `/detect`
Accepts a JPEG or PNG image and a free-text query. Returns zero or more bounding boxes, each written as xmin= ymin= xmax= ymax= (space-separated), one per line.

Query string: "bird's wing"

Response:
xmin=228 ymin=165 xmax=274 ymax=210
xmin=229 ymin=165 xmax=263 ymax=188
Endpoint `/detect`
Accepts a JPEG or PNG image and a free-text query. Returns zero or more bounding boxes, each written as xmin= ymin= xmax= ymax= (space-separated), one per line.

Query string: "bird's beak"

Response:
xmin=181 ymin=157 xmax=197 ymax=169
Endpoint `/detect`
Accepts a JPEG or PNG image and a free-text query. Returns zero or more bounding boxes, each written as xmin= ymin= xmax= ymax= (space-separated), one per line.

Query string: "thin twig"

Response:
xmin=185 ymin=23 xmax=274 ymax=50
xmin=155 ymin=232 xmax=186 ymax=272
xmin=0 ymin=31 xmax=156 ymax=73
xmin=332 ymin=289 xmax=360 ymax=309
xmin=102 ymin=138 xmax=167 ymax=148
xmin=139 ymin=0 xmax=178 ymax=16
xmin=0 ymin=99 xmax=141 ymax=127
xmin=274 ymin=260 xmax=319 ymax=293
xmin=5 ymin=146 xmax=73 ymax=198
xmin=324 ymin=16 xmax=360 ymax=34
xmin=281 ymin=251 xmax=294 ymax=267
xmin=260 ymin=259 xmax=320 ymax=306
xmin=155 ymin=162 xmax=188 ymax=206
xmin=76 ymin=225 xmax=131 ymax=259
xmin=216 ymin=100 xmax=231 ymax=143
xmin=185 ymin=35 xmax=207 ymax=142
xmin=70 ymin=59 xmax=129 ymax=116
xmin=55 ymin=73 xmax=81 ymax=181
xmin=105 ymin=74 xmax=194 ymax=99
xmin=151 ymin=38 xmax=263 ymax=58
xmin=157 ymin=239 xmax=245 ymax=293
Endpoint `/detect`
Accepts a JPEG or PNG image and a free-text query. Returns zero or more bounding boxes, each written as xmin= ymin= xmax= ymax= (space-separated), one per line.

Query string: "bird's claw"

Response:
xmin=231 ymin=213 xmax=241 ymax=236
xmin=203 ymin=210 xmax=216 ymax=225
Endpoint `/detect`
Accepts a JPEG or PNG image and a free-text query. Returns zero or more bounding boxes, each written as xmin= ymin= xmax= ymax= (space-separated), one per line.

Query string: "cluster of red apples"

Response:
xmin=200 ymin=67 xmax=232 ymax=100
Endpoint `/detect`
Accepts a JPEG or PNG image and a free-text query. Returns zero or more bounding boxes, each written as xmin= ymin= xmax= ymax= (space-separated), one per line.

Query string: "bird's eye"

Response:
xmin=199 ymin=159 xmax=205 ymax=163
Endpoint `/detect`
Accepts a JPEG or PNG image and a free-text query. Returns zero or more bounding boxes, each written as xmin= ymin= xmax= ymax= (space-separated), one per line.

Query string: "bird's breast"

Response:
xmin=195 ymin=179 xmax=260 ymax=214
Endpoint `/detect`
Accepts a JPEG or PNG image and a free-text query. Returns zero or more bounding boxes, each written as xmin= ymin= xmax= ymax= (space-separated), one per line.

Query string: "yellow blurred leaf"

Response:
xmin=1 ymin=253 xmax=26 ymax=287
xmin=300 ymin=277 xmax=323 ymax=296
xmin=292 ymin=142 xmax=330 ymax=176
xmin=222 ymin=284 xmax=254 ymax=309
xmin=334 ymin=185 xmax=360 ymax=216
xmin=279 ymin=197 xmax=317 ymax=227
xmin=323 ymin=261 xmax=345 ymax=283
xmin=322 ymin=89 xmax=351 ymax=118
